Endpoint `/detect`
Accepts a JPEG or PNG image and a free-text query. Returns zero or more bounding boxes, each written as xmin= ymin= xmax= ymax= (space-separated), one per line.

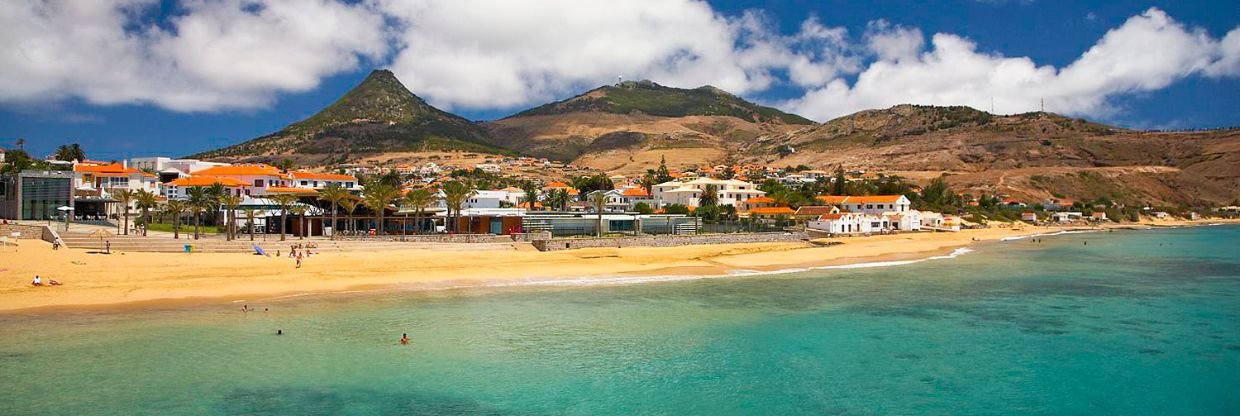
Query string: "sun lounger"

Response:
xmin=253 ymin=245 xmax=267 ymax=256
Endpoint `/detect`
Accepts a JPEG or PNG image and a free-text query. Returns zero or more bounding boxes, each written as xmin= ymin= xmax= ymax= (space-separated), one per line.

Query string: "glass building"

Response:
xmin=0 ymin=171 xmax=73 ymax=220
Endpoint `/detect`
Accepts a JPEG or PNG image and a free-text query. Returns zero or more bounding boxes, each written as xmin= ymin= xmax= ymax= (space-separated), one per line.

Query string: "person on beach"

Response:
xmin=400 ymin=333 xmax=410 ymax=345
xmin=48 ymin=279 xmax=62 ymax=286
xmin=105 ymin=240 xmax=111 ymax=254
xmin=31 ymin=275 xmax=42 ymax=286
xmin=295 ymin=252 xmax=303 ymax=268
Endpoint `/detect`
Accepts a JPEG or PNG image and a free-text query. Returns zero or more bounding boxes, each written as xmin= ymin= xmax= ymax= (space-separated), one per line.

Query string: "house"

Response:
xmin=288 ymin=171 xmax=360 ymax=190
xmin=792 ymin=205 xmax=838 ymax=221
xmin=1090 ymin=211 xmax=1108 ymax=221
xmin=72 ymin=162 xmax=161 ymax=219
xmin=0 ymin=146 xmax=5 ymax=163
xmin=882 ymin=210 xmax=921 ymax=231
xmin=1021 ymin=211 xmax=1038 ymax=222
xmin=189 ymin=164 xmax=290 ymax=195
xmin=586 ymin=189 xmax=632 ymax=212
xmin=129 ymin=157 xmax=228 ymax=183
xmin=619 ymin=187 xmax=655 ymax=209
xmin=738 ymin=196 xmax=776 ymax=212
xmin=1188 ymin=212 xmax=1200 ymax=220
xmin=1 ymin=170 xmax=74 ymax=220
xmin=807 ymin=212 xmax=875 ymax=235
xmin=1151 ymin=211 xmax=1170 ymax=219
xmin=1002 ymin=198 xmax=1026 ymax=208
xmin=165 ymin=176 xmax=249 ymax=199
xmin=940 ymin=215 xmax=962 ymax=231
xmin=816 ymin=195 xmax=912 ymax=215
xmin=744 ymin=206 xmax=795 ymax=220
xmin=1052 ymin=212 xmax=1084 ymax=223
xmin=652 ymin=178 xmax=764 ymax=208
xmin=921 ymin=211 xmax=945 ymax=228
xmin=1045 ymin=198 xmax=1075 ymax=211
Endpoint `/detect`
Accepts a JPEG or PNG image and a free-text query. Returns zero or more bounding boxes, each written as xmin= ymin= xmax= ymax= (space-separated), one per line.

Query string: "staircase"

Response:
xmin=56 ymin=232 xmax=516 ymax=254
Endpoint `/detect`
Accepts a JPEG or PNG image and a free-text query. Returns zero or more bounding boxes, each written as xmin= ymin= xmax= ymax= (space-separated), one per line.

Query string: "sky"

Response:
xmin=1 ymin=0 xmax=1238 ymax=161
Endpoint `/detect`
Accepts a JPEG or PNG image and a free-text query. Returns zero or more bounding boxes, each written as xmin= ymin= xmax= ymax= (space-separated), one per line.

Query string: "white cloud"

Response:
xmin=0 ymin=0 xmax=387 ymax=111
xmin=783 ymin=8 xmax=1240 ymax=121
xmin=0 ymin=2 xmax=1236 ymax=123
xmin=377 ymin=0 xmax=856 ymax=110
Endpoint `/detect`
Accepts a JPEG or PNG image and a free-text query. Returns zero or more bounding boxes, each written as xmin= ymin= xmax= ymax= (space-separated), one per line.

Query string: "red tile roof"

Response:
xmin=169 ymin=176 xmax=247 ymax=187
xmin=816 ymin=195 xmax=905 ymax=204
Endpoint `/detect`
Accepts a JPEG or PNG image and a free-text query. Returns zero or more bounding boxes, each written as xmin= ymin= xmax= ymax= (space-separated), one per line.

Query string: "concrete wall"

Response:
xmin=0 ymin=223 xmax=58 ymax=243
xmin=531 ymin=232 xmax=808 ymax=251
xmin=337 ymin=234 xmax=513 ymax=244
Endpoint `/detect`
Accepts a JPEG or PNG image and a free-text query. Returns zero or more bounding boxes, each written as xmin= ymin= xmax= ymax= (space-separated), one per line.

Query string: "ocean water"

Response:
xmin=2 ymin=226 xmax=1238 ymax=415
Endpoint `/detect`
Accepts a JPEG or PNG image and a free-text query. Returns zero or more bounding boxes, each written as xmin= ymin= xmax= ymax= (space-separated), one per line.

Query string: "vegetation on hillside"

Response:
xmin=509 ymin=80 xmax=814 ymax=124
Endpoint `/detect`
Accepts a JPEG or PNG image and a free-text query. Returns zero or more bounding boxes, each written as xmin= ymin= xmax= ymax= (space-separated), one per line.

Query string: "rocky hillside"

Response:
xmin=191 ymin=70 xmax=508 ymax=165
xmin=757 ymin=104 xmax=1240 ymax=206
xmin=483 ymin=80 xmax=814 ymax=174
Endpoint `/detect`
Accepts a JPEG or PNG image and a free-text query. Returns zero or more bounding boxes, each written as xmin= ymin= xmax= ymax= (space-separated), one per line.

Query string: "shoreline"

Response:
xmin=1 ymin=220 xmax=1233 ymax=314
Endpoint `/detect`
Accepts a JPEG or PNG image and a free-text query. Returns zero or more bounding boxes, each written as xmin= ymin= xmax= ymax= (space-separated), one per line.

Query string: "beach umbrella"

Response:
xmin=88 ymin=228 xmax=113 ymax=252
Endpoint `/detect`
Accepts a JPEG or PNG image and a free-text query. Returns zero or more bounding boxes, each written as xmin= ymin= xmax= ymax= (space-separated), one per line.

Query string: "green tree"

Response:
xmin=111 ymin=189 xmax=135 ymax=235
xmin=655 ymin=155 xmax=673 ymax=183
xmin=268 ymin=193 xmax=300 ymax=241
xmin=633 ymin=202 xmax=654 ymax=215
xmin=590 ymin=190 xmax=608 ymax=237
xmin=520 ymin=181 xmax=541 ymax=211
xmin=220 ymin=194 xmax=242 ymax=241
xmin=440 ymin=180 xmax=475 ymax=233
xmin=53 ymin=143 xmax=86 ymax=162
xmin=664 ymin=204 xmax=691 ymax=215
xmin=163 ymin=200 xmax=187 ymax=240
xmin=317 ymin=184 xmax=351 ymax=239
xmin=339 ymin=198 xmax=359 ymax=236
xmin=404 ymin=188 xmax=437 ymax=235
xmin=832 ymin=167 xmax=847 ymax=195
xmin=699 ymin=184 xmax=719 ymax=207
xmin=185 ymin=187 xmax=212 ymax=240
xmin=133 ymin=189 xmax=158 ymax=237
xmin=242 ymin=208 xmax=258 ymax=241
xmin=362 ymin=179 xmax=401 ymax=236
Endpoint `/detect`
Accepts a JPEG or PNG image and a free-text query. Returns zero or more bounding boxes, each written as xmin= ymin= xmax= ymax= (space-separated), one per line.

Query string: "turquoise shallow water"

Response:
xmin=2 ymin=226 xmax=1239 ymax=415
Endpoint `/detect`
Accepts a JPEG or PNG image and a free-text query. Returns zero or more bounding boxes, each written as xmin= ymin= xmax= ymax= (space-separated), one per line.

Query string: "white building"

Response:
xmin=129 ymin=157 xmax=228 ymax=180
xmin=652 ymin=178 xmax=764 ymax=208
xmin=808 ymin=212 xmax=877 ymax=234
xmin=817 ymin=195 xmax=912 ymax=215
xmin=883 ymin=210 xmax=922 ymax=231
xmin=288 ymin=171 xmax=360 ymax=190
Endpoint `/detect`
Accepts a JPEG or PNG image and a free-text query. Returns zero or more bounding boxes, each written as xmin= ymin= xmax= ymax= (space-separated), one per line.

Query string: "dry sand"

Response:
xmin=0 ymin=220 xmax=1230 ymax=312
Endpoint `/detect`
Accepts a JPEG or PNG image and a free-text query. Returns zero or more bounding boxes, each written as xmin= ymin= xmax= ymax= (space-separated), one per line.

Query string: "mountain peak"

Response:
xmin=507 ymin=80 xmax=813 ymax=124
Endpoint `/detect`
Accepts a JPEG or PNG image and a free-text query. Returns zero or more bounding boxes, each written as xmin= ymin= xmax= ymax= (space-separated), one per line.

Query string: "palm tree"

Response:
xmin=520 ymin=181 xmax=540 ymax=212
xmin=220 ymin=194 xmax=242 ymax=241
xmin=268 ymin=193 xmax=300 ymax=241
xmin=317 ymin=184 xmax=350 ymax=239
xmin=133 ymin=189 xmax=158 ymax=237
xmin=163 ymin=200 xmax=187 ymax=240
xmin=289 ymin=204 xmax=309 ymax=239
xmin=339 ymin=198 xmax=359 ymax=237
xmin=186 ymin=187 xmax=212 ymax=240
xmin=590 ymin=190 xmax=608 ymax=237
xmin=404 ymin=188 xmax=436 ymax=235
xmin=362 ymin=179 xmax=400 ymax=236
xmin=111 ymin=189 xmax=135 ymax=235
xmin=242 ymin=208 xmax=258 ymax=241
xmin=440 ymin=180 xmax=474 ymax=233
xmin=206 ymin=183 xmax=227 ymax=232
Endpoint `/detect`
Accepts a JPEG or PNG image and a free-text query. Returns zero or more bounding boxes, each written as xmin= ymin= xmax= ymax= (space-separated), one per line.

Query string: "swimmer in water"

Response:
xmin=400 ymin=333 xmax=410 ymax=345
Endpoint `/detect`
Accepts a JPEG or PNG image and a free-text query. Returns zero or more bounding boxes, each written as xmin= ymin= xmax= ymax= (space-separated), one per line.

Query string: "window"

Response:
xmin=254 ymin=179 xmax=264 ymax=187
xmin=866 ymin=204 xmax=873 ymax=209
xmin=300 ymin=181 xmax=308 ymax=186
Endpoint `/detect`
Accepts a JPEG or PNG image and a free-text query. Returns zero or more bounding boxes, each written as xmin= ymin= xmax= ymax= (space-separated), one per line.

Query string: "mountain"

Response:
xmin=191 ymin=70 xmax=508 ymax=165
xmin=482 ymin=80 xmax=815 ymax=174
xmin=758 ymin=104 xmax=1240 ymax=206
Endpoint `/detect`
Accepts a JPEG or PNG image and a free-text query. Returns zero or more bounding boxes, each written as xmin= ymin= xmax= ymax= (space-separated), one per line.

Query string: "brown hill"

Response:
xmin=482 ymin=80 xmax=814 ymax=174
xmin=756 ymin=105 xmax=1239 ymax=206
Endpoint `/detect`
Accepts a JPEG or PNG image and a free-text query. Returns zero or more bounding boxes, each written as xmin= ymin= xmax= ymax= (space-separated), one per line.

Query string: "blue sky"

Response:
xmin=2 ymin=0 xmax=1237 ymax=161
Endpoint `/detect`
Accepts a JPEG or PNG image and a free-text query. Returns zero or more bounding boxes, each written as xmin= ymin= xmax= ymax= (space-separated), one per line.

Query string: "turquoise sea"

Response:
xmin=2 ymin=225 xmax=1238 ymax=415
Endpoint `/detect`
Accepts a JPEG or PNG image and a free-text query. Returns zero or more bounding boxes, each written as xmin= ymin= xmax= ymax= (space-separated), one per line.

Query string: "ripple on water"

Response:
xmin=215 ymin=387 xmax=507 ymax=416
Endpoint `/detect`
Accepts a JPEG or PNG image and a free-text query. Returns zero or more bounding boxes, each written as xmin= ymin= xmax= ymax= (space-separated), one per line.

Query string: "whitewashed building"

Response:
xmin=652 ymin=178 xmax=765 ymax=208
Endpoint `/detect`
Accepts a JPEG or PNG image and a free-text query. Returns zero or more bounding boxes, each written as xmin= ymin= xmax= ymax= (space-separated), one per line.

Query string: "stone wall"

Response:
xmin=0 ymin=223 xmax=58 ymax=243
xmin=530 ymin=232 xmax=808 ymax=251
xmin=337 ymin=234 xmax=514 ymax=244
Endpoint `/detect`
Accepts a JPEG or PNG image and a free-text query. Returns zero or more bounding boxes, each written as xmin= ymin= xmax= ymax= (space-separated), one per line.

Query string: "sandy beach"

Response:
xmin=0 ymin=220 xmax=1231 ymax=313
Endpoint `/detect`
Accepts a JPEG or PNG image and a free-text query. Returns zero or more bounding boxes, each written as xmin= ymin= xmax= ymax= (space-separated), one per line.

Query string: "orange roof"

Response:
xmin=817 ymin=213 xmax=848 ymax=220
xmin=748 ymin=207 xmax=796 ymax=215
xmin=169 ymin=176 xmax=246 ymax=187
xmin=621 ymin=188 xmax=650 ymax=197
xmin=264 ymin=186 xmax=319 ymax=195
xmin=543 ymin=181 xmax=571 ymax=189
xmin=290 ymin=171 xmax=356 ymax=181
xmin=745 ymin=196 xmax=774 ymax=204
xmin=816 ymin=195 xmax=904 ymax=204
xmin=191 ymin=164 xmax=282 ymax=177
xmin=794 ymin=206 xmax=838 ymax=216
xmin=74 ymin=163 xmax=141 ymax=174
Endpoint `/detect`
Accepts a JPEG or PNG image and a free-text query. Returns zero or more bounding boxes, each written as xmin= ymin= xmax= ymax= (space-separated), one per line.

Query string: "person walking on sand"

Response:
xmin=295 ymin=252 xmax=304 ymax=269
